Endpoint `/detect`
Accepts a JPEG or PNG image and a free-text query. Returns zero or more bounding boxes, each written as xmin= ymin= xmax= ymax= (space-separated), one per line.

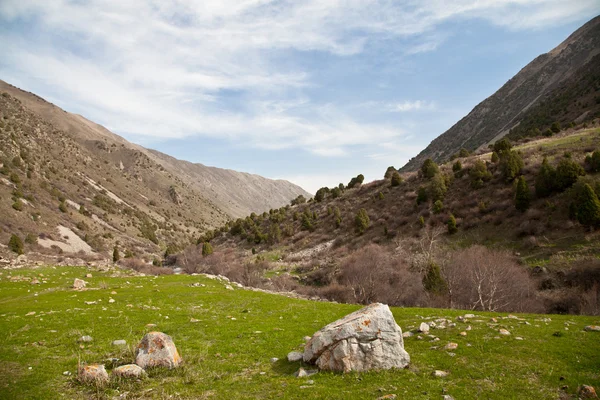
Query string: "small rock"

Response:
xmin=466 ymin=325 xmax=472 ymax=331
xmin=25 ymin=311 xmax=36 ymax=316
xmin=303 ymin=336 xmax=311 ymax=342
xmin=86 ymin=274 xmax=92 ymax=278
xmin=225 ymin=285 xmax=234 ymax=290
xmin=112 ymin=340 xmax=126 ymax=346
xmin=444 ymin=343 xmax=458 ymax=351
xmin=584 ymin=326 xmax=600 ymax=332
xmin=190 ymin=318 xmax=200 ymax=323
xmin=30 ymin=279 xmax=40 ymax=285
xmin=108 ymin=298 xmax=115 ymax=303
xmin=62 ymin=371 xmax=72 ymax=376
xmin=443 ymin=395 xmax=455 ymax=400
xmin=402 ymin=331 xmax=414 ymax=338
xmin=78 ymin=364 xmax=108 ymax=384
xmin=433 ymin=370 xmax=449 ymax=378
xmin=459 ymin=332 xmax=467 ymax=336
xmin=464 ymin=314 xmax=475 ymax=318
xmin=377 ymin=395 xmax=397 ymax=400
xmin=111 ymin=291 xmax=117 ymax=294
xmin=113 ymin=364 xmax=145 ymax=379
xmin=578 ymin=385 xmax=598 ymax=399
xmin=499 ymin=329 xmax=511 ymax=336
xmin=287 ymin=351 xmax=303 ymax=362
xmin=515 ymin=337 xmax=524 ymax=340
xmin=295 ymin=368 xmax=308 ymax=378
xmin=73 ymin=279 xmax=86 ymax=290
xmin=270 ymin=357 xmax=279 ymax=363
xmin=79 ymin=335 xmax=93 ymax=342
xmin=419 ymin=322 xmax=430 ymax=333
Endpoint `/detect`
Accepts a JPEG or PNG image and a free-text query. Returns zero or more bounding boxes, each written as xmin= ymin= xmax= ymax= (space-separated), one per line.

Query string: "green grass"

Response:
xmin=1 ymin=266 xmax=599 ymax=399
xmin=516 ymin=128 xmax=600 ymax=151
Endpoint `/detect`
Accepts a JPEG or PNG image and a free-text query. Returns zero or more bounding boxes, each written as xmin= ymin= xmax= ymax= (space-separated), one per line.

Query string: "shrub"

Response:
xmin=428 ymin=174 xmax=447 ymax=201
xmin=347 ymin=174 xmax=365 ymax=189
xmin=268 ymin=224 xmax=281 ymax=244
xmin=8 ymin=234 xmax=24 ymax=255
xmin=378 ymin=192 xmax=385 ymax=200
xmin=500 ymin=151 xmax=523 ymax=182
xmin=584 ymin=150 xmax=600 ymax=172
xmin=416 ymin=186 xmax=428 ymax=205
xmin=551 ymin=121 xmax=561 ymax=133
xmin=354 ymin=208 xmax=370 ymax=234
xmin=535 ymin=157 xmax=556 ymax=197
xmin=458 ymin=148 xmax=470 ymax=158
xmin=331 ymin=187 xmax=342 ymax=198
xmin=493 ymin=138 xmax=512 ymax=157
xmin=290 ymin=195 xmax=306 ymax=206
xmin=555 ymin=158 xmax=585 ymax=191
xmin=384 ymin=166 xmax=397 ymax=179
xmin=24 ymin=233 xmax=37 ymax=245
xmin=447 ymin=214 xmax=457 ymax=234
xmin=9 ymin=172 xmax=20 ymax=184
xmin=418 ymin=215 xmax=425 ymax=228
xmin=433 ymin=200 xmax=444 ymax=214
xmin=12 ymin=200 xmax=23 ymax=211
xmin=113 ymin=246 xmax=120 ymax=262
xmin=469 ymin=160 xmax=492 ymax=188
xmin=421 ymin=158 xmax=439 ymax=179
xmin=452 ymin=160 xmax=462 ymax=174
xmin=390 ymin=171 xmax=402 ymax=187
xmin=315 ymin=187 xmax=329 ymax=202
xmin=202 ymin=242 xmax=213 ymax=256
xmin=569 ymin=182 xmax=600 ymax=227
xmin=491 ymin=151 xmax=499 ymax=163
xmin=515 ymin=176 xmax=530 ymax=212
xmin=301 ymin=213 xmax=314 ymax=231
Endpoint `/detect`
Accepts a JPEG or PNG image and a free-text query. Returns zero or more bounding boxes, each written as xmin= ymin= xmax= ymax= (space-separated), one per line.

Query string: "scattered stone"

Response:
xmin=86 ymin=274 xmax=92 ymax=278
xmin=190 ymin=318 xmax=200 ymax=323
xmin=515 ymin=337 xmax=524 ymax=341
xmin=30 ymin=278 xmax=40 ymax=285
xmin=79 ymin=335 xmax=93 ymax=342
xmin=270 ymin=357 xmax=279 ymax=363
xmin=303 ymin=303 xmax=410 ymax=372
xmin=433 ymin=370 xmax=449 ymax=378
xmin=464 ymin=314 xmax=475 ymax=318
xmin=377 ymin=395 xmax=397 ymax=400
xmin=303 ymin=336 xmax=311 ymax=342
xmin=112 ymin=340 xmax=126 ymax=346
xmin=108 ymin=298 xmax=115 ymax=303
xmin=402 ymin=331 xmax=414 ymax=338
xmin=84 ymin=301 xmax=97 ymax=305
xmin=287 ymin=351 xmax=303 ymax=362
xmin=145 ymin=324 xmax=157 ymax=328
xmin=25 ymin=311 xmax=36 ymax=316
xmin=419 ymin=322 xmax=430 ymax=333
xmin=111 ymin=291 xmax=117 ymax=294
xmin=62 ymin=371 xmax=72 ymax=376
xmin=135 ymin=332 xmax=182 ymax=369
xmin=295 ymin=368 xmax=308 ymax=378
xmin=584 ymin=326 xmax=600 ymax=332
xmin=466 ymin=325 xmax=472 ymax=331
xmin=78 ymin=364 xmax=108 ymax=384
xmin=443 ymin=395 xmax=455 ymax=400
xmin=113 ymin=364 xmax=146 ymax=379
xmin=73 ymin=279 xmax=86 ymax=290
xmin=499 ymin=329 xmax=511 ymax=336
xmin=578 ymin=385 xmax=598 ymax=399
xmin=459 ymin=332 xmax=467 ymax=337
xmin=444 ymin=343 xmax=458 ymax=351
xmin=225 ymin=285 xmax=234 ymax=290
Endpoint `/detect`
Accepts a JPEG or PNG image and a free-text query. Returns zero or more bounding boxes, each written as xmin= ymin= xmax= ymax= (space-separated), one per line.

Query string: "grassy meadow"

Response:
xmin=1 ymin=265 xmax=599 ymax=399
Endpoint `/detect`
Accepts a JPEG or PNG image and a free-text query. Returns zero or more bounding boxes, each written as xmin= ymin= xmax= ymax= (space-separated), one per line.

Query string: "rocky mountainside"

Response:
xmin=402 ymin=15 xmax=600 ymax=171
xmin=0 ymin=80 xmax=309 ymax=259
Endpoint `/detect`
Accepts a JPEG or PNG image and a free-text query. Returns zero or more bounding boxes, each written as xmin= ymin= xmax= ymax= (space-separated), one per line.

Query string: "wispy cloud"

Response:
xmin=387 ymin=100 xmax=436 ymax=113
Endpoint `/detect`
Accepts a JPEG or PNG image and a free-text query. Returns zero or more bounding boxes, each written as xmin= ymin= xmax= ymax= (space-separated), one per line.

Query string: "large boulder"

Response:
xmin=303 ymin=303 xmax=410 ymax=372
xmin=135 ymin=332 xmax=182 ymax=369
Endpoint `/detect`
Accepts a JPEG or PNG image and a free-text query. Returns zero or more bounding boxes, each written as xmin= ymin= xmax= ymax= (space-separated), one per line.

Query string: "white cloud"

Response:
xmin=0 ymin=0 xmax=598 ymax=158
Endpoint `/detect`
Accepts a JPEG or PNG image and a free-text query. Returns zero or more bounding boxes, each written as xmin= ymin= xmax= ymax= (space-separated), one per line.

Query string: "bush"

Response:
xmin=423 ymin=262 xmax=447 ymax=295
xmin=493 ymin=138 xmax=512 ymax=157
xmin=447 ymin=214 xmax=457 ymax=234
xmin=452 ymin=160 xmax=462 ymax=174
xmin=433 ymin=200 xmax=444 ymax=214
xmin=555 ymin=158 xmax=585 ymax=191
xmin=515 ymin=176 xmax=530 ymax=212
xmin=469 ymin=160 xmax=492 ymax=188
xmin=268 ymin=224 xmax=281 ymax=244
xmin=491 ymin=152 xmax=499 ymax=163
xmin=428 ymin=174 xmax=447 ymax=201
xmin=384 ymin=166 xmax=397 ymax=179
xmin=113 ymin=246 xmax=120 ymax=262
xmin=8 ymin=234 xmax=24 ymax=255
xmin=24 ymin=233 xmax=37 ymax=245
xmin=347 ymin=174 xmax=365 ymax=189
xmin=551 ymin=121 xmax=561 ymax=133
xmin=9 ymin=172 xmax=20 ymax=184
xmin=12 ymin=200 xmax=23 ymax=211
xmin=569 ymin=182 xmax=600 ymax=227
xmin=354 ymin=208 xmax=370 ymax=234
xmin=535 ymin=157 xmax=556 ymax=197
xmin=500 ymin=151 xmax=523 ymax=182
xmin=315 ymin=187 xmax=329 ymax=202
xmin=390 ymin=171 xmax=402 ymax=187
xmin=421 ymin=159 xmax=439 ymax=179
xmin=202 ymin=242 xmax=213 ymax=256
xmin=290 ymin=195 xmax=307 ymax=206
xmin=584 ymin=150 xmax=600 ymax=172
xmin=458 ymin=148 xmax=470 ymax=158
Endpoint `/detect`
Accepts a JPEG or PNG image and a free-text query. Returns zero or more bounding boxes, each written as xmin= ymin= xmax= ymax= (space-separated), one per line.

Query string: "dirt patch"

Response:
xmin=38 ymin=225 xmax=93 ymax=254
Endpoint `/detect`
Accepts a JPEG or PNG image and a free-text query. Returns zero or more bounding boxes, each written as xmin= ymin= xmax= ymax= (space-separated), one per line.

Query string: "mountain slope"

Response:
xmin=0 ymin=81 xmax=309 ymax=259
xmin=401 ymin=15 xmax=600 ymax=171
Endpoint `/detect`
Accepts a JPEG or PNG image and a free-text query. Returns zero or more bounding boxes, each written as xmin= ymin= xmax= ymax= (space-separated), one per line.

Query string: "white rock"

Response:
xmin=433 ymin=370 xmax=449 ymax=378
xmin=113 ymin=364 xmax=145 ymax=378
xmin=270 ymin=357 xmax=279 ymax=363
xmin=112 ymin=340 xmax=126 ymax=346
xmin=303 ymin=303 xmax=410 ymax=372
xmin=444 ymin=342 xmax=458 ymax=350
xmin=419 ymin=322 xmax=430 ymax=333
xmin=287 ymin=351 xmax=303 ymax=362
xmin=79 ymin=335 xmax=93 ymax=342
xmin=135 ymin=332 xmax=182 ymax=369
xmin=584 ymin=326 xmax=600 ymax=332
xmin=499 ymin=329 xmax=511 ymax=336
xmin=73 ymin=278 xmax=86 ymax=290
xmin=78 ymin=364 xmax=108 ymax=384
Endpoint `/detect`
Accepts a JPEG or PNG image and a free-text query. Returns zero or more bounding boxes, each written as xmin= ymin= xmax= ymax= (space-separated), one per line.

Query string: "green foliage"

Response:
xmin=416 ymin=186 xmax=428 ymax=205
xmin=428 ymin=173 xmax=447 ymax=201
xmin=124 ymin=249 xmax=134 ymax=258
xmin=432 ymin=200 xmax=444 ymax=214
xmin=8 ymin=234 xmax=24 ymax=255
xmin=421 ymin=158 xmax=439 ymax=179
xmin=515 ymin=176 xmax=530 ymax=212
xmin=458 ymin=148 xmax=471 ymax=158
xmin=354 ymin=208 xmax=370 ymax=234
xmin=301 ymin=213 xmax=314 ymax=232
xmin=555 ymin=158 xmax=585 ymax=191
xmin=79 ymin=205 xmax=90 ymax=216
xmin=202 ymin=242 xmax=213 ymax=256
xmin=58 ymin=201 xmax=67 ymax=213
xmin=418 ymin=215 xmax=425 ymax=228
xmin=535 ymin=157 xmax=556 ymax=198
xmin=9 ymin=172 xmax=20 ymax=185
xmin=113 ymin=246 xmax=120 ymax=262
xmin=330 ymin=186 xmax=342 ymax=198
xmin=452 ymin=160 xmax=462 ymax=174
xmin=584 ymin=150 xmax=600 ymax=173
xmin=551 ymin=121 xmax=561 ymax=133
xmin=469 ymin=160 xmax=492 ymax=188
xmin=384 ymin=166 xmax=397 ymax=179
xmin=93 ymin=194 xmax=117 ymax=213
xmin=139 ymin=219 xmax=159 ymax=244
xmin=12 ymin=200 xmax=23 ymax=211
xmin=378 ymin=192 xmax=384 ymax=200
xmin=569 ymin=182 xmax=600 ymax=227
xmin=500 ymin=151 xmax=524 ymax=182
xmin=390 ymin=171 xmax=402 ymax=187
xmin=493 ymin=138 xmax=512 ymax=157
xmin=290 ymin=195 xmax=306 ymax=206
xmin=24 ymin=233 xmax=37 ymax=245
xmin=544 ymin=129 xmax=553 ymax=137
xmin=422 ymin=263 xmax=448 ymax=294
xmin=447 ymin=214 xmax=458 ymax=234
xmin=268 ymin=224 xmax=281 ymax=245
xmin=315 ymin=187 xmax=330 ymax=202
xmin=347 ymin=174 xmax=365 ymax=189
xmin=491 ymin=151 xmax=500 ymax=163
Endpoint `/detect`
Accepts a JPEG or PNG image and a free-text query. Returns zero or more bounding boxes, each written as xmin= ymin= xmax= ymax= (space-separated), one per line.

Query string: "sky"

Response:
xmin=1 ymin=1 xmax=599 ymax=194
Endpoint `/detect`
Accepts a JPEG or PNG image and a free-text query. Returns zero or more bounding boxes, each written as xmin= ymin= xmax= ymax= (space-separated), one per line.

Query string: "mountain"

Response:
xmin=401 ymin=15 xmax=600 ymax=172
xmin=0 ymin=80 xmax=309 ymax=258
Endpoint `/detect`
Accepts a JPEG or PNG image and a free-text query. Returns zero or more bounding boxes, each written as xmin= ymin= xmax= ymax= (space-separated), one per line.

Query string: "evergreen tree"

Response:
xmin=584 ymin=150 xmax=600 ymax=173
xmin=535 ymin=157 xmax=556 ymax=197
xmin=354 ymin=208 xmax=370 ymax=234
xmin=556 ymin=158 xmax=585 ymax=191
xmin=452 ymin=160 xmax=462 ymax=174
xmin=500 ymin=151 xmax=523 ymax=182
xmin=458 ymin=148 xmax=470 ymax=158
xmin=447 ymin=214 xmax=458 ymax=234
xmin=421 ymin=158 xmax=439 ymax=179
xmin=391 ymin=171 xmax=402 ymax=187
xmin=491 ymin=151 xmax=500 ymax=163
xmin=384 ymin=166 xmax=397 ymax=179
xmin=469 ymin=159 xmax=492 ymax=188
xmin=493 ymin=138 xmax=512 ymax=157
xmin=422 ymin=263 xmax=448 ymax=294
xmin=416 ymin=186 xmax=428 ymax=205
xmin=202 ymin=242 xmax=213 ymax=256
xmin=570 ymin=182 xmax=600 ymax=227
xmin=112 ymin=245 xmax=120 ymax=262
xmin=515 ymin=176 xmax=530 ymax=212
xmin=429 ymin=173 xmax=447 ymax=201
xmin=8 ymin=234 xmax=24 ymax=255
xmin=433 ymin=200 xmax=444 ymax=214
xmin=268 ymin=224 xmax=281 ymax=244
xmin=551 ymin=121 xmax=561 ymax=133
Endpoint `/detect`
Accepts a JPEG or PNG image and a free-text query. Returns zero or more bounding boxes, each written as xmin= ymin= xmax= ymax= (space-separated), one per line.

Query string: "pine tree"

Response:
xmin=422 ymin=263 xmax=448 ymax=294
xmin=391 ymin=171 xmax=402 ymax=187
xmin=571 ymin=182 xmax=600 ymax=227
xmin=112 ymin=245 xmax=120 ymax=263
xmin=428 ymin=173 xmax=447 ymax=201
xmin=515 ymin=176 xmax=530 ymax=212
xmin=500 ymin=151 xmax=523 ymax=182
xmin=354 ymin=208 xmax=370 ymax=234
xmin=556 ymin=158 xmax=585 ymax=191
xmin=384 ymin=166 xmax=397 ymax=179
xmin=535 ymin=157 xmax=556 ymax=197
xmin=8 ymin=234 xmax=24 ymax=255
xmin=202 ymin=242 xmax=213 ymax=256
xmin=421 ymin=159 xmax=439 ymax=179
xmin=452 ymin=160 xmax=462 ymax=174
xmin=416 ymin=186 xmax=428 ymax=205
xmin=433 ymin=200 xmax=444 ymax=214
xmin=491 ymin=151 xmax=499 ymax=163
xmin=447 ymin=214 xmax=458 ymax=234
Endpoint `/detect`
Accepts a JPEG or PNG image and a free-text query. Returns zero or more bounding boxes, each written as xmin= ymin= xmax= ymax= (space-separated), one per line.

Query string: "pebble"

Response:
xmin=63 ymin=371 xmax=72 ymax=376
xmin=499 ymin=329 xmax=511 ymax=336
xmin=433 ymin=370 xmax=449 ymax=378
xmin=419 ymin=322 xmax=430 ymax=333
xmin=112 ymin=340 xmax=126 ymax=346
xmin=459 ymin=332 xmax=467 ymax=336
xmin=270 ymin=357 xmax=279 ymax=363
xmin=79 ymin=335 xmax=93 ymax=342
xmin=108 ymin=298 xmax=115 ymax=303
xmin=515 ymin=337 xmax=524 ymax=340
xmin=444 ymin=343 xmax=458 ymax=350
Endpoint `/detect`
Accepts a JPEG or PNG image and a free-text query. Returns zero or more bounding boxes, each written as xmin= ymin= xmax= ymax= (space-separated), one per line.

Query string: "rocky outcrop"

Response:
xmin=303 ymin=303 xmax=410 ymax=372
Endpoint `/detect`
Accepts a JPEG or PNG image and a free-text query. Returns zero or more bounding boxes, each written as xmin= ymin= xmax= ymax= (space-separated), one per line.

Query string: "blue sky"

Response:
xmin=1 ymin=1 xmax=599 ymax=193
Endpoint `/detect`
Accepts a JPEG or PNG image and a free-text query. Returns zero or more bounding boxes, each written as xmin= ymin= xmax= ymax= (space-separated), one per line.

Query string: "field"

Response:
xmin=1 ymin=265 xmax=599 ymax=399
